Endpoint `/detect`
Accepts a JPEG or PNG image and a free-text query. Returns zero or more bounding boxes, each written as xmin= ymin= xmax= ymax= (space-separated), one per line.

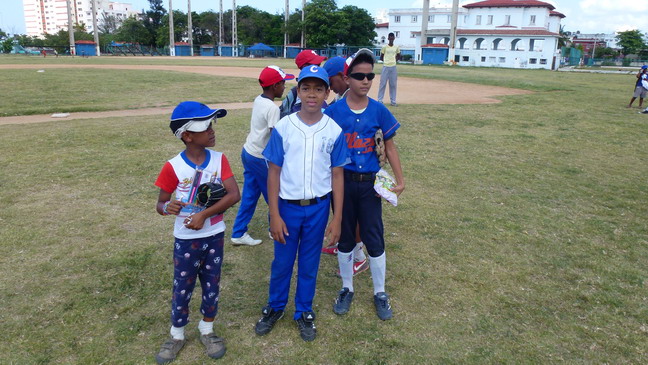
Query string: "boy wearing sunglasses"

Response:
xmin=324 ymin=48 xmax=405 ymax=321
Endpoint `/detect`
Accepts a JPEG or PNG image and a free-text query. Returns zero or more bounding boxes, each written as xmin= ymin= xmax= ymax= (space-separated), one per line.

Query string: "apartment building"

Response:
xmin=23 ymin=0 xmax=138 ymax=36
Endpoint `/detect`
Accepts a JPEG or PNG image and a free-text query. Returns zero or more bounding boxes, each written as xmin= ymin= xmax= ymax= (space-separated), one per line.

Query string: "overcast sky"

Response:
xmin=2 ymin=0 xmax=646 ymax=36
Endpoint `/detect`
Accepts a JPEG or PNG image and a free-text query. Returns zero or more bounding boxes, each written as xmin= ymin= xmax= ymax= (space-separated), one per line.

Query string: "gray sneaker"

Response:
xmin=155 ymin=338 xmax=186 ymax=364
xmin=200 ymin=333 xmax=226 ymax=359
xmin=333 ymin=287 xmax=354 ymax=315
xmin=373 ymin=292 xmax=393 ymax=320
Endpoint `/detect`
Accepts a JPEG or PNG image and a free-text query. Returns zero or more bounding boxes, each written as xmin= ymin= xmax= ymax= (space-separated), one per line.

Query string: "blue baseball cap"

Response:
xmin=297 ymin=65 xmax=330 ymax=87
xmin=170 ymin=101 xmax=227 ymax=139
xmin=323 ymin=56 xmax=346 ymax=79
xmin=642 ymin=65 xmax=648 ymax=69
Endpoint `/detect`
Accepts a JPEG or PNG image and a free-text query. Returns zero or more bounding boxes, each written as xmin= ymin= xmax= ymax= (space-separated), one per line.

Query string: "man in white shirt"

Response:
xmin=378 ymin=33 xmax=401 ymax=107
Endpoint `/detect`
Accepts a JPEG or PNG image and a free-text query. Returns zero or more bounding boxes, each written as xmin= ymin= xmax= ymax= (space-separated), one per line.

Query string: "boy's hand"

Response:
xmin=183 ymin=211 xmax=207 ymax=230
xmin=165 ymin=200 xmax=186 ymax=215
xmin=324 ymin=221 xmax=341 ymax=247
xmin=270 ymin=214 xmax=289 ymax=244
xmin=390 ymin=183 xmax=405 ymax=196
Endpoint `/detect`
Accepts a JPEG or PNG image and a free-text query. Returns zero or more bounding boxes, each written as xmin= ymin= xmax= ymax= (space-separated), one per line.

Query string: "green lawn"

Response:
xmin=0 ymin=56 xmax=646 ymax=364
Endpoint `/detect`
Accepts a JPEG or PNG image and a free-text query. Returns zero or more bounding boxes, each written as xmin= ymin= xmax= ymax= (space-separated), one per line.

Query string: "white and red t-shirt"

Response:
xmin=155 ymin=149 xmax=234 ymax=239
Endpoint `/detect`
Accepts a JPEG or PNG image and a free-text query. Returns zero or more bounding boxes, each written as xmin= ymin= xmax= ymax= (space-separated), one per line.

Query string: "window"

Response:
xmin=428 ymin=15 xmax=434 ymax=23
xmin=481 ymin=57 xmax=486 ymax=62
xmin=464 ymin=15 xmax=468 ymax=23
xmin=530 ymin=15 xmax=536 ymax=25
xmin=476 ymin=15 xmax=481 ymax=25
xmin=487 ymin=15 xmax=493 ymax=25
xmin=462 ymin=56 xmax=469 ymax=61
xmin=529 ymin=58 xmax=537 ymax=64
xmin=540 ymin=59 xmax=547 ymax=65
xmin=530 ymin=39 xmax=544 ymax=51
xmin=458 ymin=38 xmax=467 ymax=49
xmin=447 ymin=15 xmax=451 ymax=23
xmin=410 ymin=32 xmax=416 ymax=38
xmin=394 ymin=31 xmax=400 ymax=38
xmin=395 ymin=15 xmax=401 ymax=23
xmin=504 ymin=15 xmax=511 ymax=25
xmin=499 ymin=57 xmax=506 ymax=63
xmin=412 ymin=16 xmax=417 ymax=23
xmin=489 ymin=56 xmax=496 ymax=62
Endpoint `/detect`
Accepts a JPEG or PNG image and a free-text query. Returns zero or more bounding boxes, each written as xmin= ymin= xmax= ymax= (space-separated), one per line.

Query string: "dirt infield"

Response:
xmin=0 ymin=64 xmax=531 ymax=125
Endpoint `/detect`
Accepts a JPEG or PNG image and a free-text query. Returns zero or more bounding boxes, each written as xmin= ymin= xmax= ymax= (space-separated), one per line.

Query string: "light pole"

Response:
xmin=188 ymin=0 xmax=193 ymax=56
xmin=169 ymin=0 xmax=175 ymax=56
xmin=232 ymin=0 xmax=238 ymax=57
xmin=91 ymin=0 xmax=100 ymax=56
xmin=448 ymin=0 xmax=459 ymax=64
xmin=284 ymin=0 xmax=288 ymax=58
xmin=66 ymin=0 xmax=75 ymax=56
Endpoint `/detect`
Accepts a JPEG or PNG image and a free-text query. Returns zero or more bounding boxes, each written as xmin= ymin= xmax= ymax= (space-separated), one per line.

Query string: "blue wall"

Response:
xmin=75 ymin=43 xmax=96 ymax=56
xmin=422 ymin=48 xmax=448 ymax=65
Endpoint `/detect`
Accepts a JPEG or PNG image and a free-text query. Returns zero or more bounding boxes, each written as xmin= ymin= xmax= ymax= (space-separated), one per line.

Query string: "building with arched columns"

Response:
xmin=374 ymin=0 xmax=565 ymax=69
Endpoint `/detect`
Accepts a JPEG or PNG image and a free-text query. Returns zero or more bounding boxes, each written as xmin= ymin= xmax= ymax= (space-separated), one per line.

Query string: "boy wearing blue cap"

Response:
xmin=254 ymin=66 xmax=348 ymax=341
xmin=154 ymin=101 xmax=241 ymax=364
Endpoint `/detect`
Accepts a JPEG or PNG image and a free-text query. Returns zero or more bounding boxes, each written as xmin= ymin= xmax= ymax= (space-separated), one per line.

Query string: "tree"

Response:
xmin=98 ymin=13 xmax=119 ymax=34
xmin=594 ymin=46 xmax=617 ymax=59
xmin=303 ymin=0 xmax=340 ymax=48
xmin=143 ymin=0 xmax=167 ymax=46
xmin=615 ymin=29 xmax=646 ymax=55
xmin=157 ymin=10 xmax=188 ymax=47
xmin=115 ymin=16 xmax=153 ymax=44
xmin=336 ymin=5 xmax=376 ymax=46
xmin=557 ymin=25 xmax=569 ymax=49
xmin=236 ymin=6 xmax=283 ymax=45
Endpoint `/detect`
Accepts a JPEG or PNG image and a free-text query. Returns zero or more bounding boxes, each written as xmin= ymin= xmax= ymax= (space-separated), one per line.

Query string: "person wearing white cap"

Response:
xmin=153 ymin=101 xmax=241 ymax=363
xmin=230 ymin=66 xmax=295 ymax=246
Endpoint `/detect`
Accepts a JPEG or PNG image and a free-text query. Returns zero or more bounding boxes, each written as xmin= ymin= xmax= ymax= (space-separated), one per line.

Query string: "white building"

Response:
xmin=23 ymin=0 xmax=138 ymax=37
xmin=375 ymin=0 xmax=565 ymax=69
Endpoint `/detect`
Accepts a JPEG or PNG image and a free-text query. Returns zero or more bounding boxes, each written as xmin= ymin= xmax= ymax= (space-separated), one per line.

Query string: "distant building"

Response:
xmin=572 ymin=33 xmax=618 ymax=50
xmin=23 ymin=0 xmax=138 ymax=37
xmin=374 ymin=0 xmax=565 ymax=69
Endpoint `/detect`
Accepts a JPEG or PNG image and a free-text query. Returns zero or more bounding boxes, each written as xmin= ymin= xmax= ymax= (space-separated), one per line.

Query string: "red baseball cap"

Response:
xmin=295 ymin=50 xmax=327 ymax=69
xmin=258 ymin=65 xmax=295 ymax=87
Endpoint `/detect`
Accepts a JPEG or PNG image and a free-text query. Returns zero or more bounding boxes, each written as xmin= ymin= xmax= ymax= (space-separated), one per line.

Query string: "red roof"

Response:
xmin=376 ymin=22 xmax=389 ymax=28
xmin=550 ymin=10 xmax=565 ymax=18
xmin=75 ymin=40 xmax=96 ymax=44
xmin=174 ymin=42 xmax=190 ymax=45
xmin=457 ymin=29 xmax=559 ymax=36
xmin=463 ymin=0 xmax=555 ymax=10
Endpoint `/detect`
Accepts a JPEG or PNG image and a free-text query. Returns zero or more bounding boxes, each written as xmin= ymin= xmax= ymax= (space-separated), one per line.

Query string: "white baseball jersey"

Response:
xmin=263 ymin=113 xmax=348 ymax=200
xmin=244 ymin=94 xmax=281 ymax=158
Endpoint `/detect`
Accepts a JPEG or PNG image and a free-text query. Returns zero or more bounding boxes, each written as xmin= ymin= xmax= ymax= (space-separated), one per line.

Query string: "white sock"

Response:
xmin=368 ymin=252 xmax=386 ymax=295
xmin=170 ymin=325 xmax=185 ymax=340
xmin=338 ymin=250 xmax=354 ymax=292
xmin=353 ymin=241 xmax=366 ymax=262
xmin=198 ymin=319 xmax=214 ymax=335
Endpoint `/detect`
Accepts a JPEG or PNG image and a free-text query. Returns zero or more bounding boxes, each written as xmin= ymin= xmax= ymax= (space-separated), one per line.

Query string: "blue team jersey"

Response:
xmin=324 ymin=98 xmax=400 ymax=173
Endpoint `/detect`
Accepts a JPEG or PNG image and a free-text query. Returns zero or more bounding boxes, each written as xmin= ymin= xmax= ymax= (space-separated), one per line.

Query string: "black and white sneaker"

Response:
xmin=373 ymin=292 xmax=393 ymax=320
xmin=333 ymin=287 xmax=354 ymax=315
xmin=295 ymin=312 xmax=317 ymax=341
xmin=254 ymin=305 xmax=284 ymax=336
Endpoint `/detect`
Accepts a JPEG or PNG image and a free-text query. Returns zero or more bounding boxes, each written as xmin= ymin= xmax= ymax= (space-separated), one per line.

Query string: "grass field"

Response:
xmin=0 ymin=55 xmax=647 ymax=364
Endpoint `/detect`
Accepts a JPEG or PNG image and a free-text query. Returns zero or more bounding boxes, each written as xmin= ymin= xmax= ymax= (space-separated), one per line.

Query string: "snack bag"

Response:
xmin=374 ymin=168 xmax=397 ymax=206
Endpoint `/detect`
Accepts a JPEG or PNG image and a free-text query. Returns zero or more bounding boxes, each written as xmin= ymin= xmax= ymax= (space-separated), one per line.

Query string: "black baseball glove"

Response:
xmin=196 ymin=182 xmax=227 ymax=208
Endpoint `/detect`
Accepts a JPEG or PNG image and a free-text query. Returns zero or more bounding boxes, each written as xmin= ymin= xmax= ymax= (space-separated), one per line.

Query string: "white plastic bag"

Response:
xmin=374 ymin=168 xmax=398 ymax=206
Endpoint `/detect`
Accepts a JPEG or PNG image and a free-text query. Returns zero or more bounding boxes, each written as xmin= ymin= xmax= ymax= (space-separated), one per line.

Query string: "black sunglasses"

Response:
xmin=348 ymin=72 xmax=376 ymax=81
